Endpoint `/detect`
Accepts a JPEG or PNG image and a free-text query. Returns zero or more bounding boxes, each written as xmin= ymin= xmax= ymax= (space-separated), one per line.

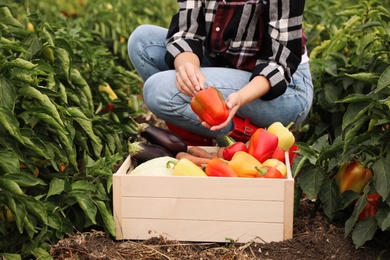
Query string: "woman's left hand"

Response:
xmin=201 ymin=92 xmax=241 ymax=131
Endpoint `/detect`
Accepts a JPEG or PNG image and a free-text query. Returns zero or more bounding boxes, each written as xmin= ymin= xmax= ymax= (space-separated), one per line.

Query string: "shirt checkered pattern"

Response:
xmin=165 ymin=0 xmax=306 ymax=100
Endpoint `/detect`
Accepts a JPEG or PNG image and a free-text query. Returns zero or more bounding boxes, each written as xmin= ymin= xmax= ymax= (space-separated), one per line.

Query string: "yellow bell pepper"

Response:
xmin=227 ymin=151 xmax=262 ymax=178
xmin=167 ymin=158 xmax=207 ymax=177
xmin=267 ymin=122 xmax=295 ymax=151
xmin=98 ymin=83 xmax=118 ymax=100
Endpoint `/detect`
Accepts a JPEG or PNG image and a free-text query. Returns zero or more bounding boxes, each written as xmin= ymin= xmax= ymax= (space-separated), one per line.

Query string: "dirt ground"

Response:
xmin=50 ymin=112 xmax=390 ymax=260
xmin=50 ymin=197 xmax=390 ymax=260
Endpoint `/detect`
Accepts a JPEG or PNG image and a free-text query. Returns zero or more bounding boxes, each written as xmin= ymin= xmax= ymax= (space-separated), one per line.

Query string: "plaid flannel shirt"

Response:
xmin=165 ymin=0 xmax=306 ymax=100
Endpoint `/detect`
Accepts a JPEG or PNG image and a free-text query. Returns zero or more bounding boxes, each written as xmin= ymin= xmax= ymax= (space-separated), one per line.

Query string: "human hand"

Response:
xmin=176 ymin=63 xmax=205 ymax=96
xmin=201 ymin=92 xmax=242 ymax=131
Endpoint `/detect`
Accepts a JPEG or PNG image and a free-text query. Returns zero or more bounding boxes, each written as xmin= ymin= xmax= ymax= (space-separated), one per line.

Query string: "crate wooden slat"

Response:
xmin=113 ymin=147 xmax=294 ymax=243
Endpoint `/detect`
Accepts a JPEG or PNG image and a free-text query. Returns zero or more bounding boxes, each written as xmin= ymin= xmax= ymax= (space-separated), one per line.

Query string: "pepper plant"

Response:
xmin=295 ymin=0 xmax=390 ymax=248
xmin=0 ymin=4 xmax=143 ymax=258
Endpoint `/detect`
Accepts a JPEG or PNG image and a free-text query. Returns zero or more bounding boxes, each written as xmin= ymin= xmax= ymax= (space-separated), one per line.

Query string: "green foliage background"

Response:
xmin=0 ymin=0 xmax=389 ymax=258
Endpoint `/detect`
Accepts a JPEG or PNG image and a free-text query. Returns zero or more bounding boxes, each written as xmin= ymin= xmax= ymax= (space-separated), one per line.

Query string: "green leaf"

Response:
xmin=0 ymin=253 xmax=22 ymax=260
xmin=31 ymin=247 xmax=53 ymax=260
xmin=21 ymin=197 xmax=48 ymax=225
xmin=343 ymin=116 xmax=369 ymax=153
xmin=18 ymin=86 xmax=64 ymax=127
xmin=66 ymin=107 xmax=103 ymax=156
xmin=46 ymin=178 xmax=65 ymax=199
xmin=0 ymin=77 xmax=17 ymax=111
xmin=2 ymin=173 xmax=45 ymax=188
xmin=345 ymin=72 xmax=379 ymax=84
xmin=295 ymin=142 xmax=318 ymax=165
xmin=19 ymin=129 xmax=55 ymax=160
xmin=95 ymin=200 xmax=116 ymax=237
xmin=298 ymin=166 xmax=324 ymax=200
xmin=0 ymin=178 xmax=25 ymax=196
xmin=71 ymin=180 xmax=97 ymax=192
xmin=0 ymin=6 xmax=23 ymax=27
xmin=4 ymin=58 xmax=37 ymax=70
xmin=376 ymin=208 xmax=390 ymax=231
xmin=351 ymin=218 xmax=378 ymax=248
xmin=373 ymin=158 xmax=390 ymax=201
xmin=55 ymin=47 xmax=71 ymax=80
xmin=342 ymin=101 xmax=371 ymax=130
xmin=336 ymin=94 xmax=372 ymax=104
xmin=0 ymin=150 xmax=20 ymax=173
xmin=0 ymin=107 xmax=24 ymax=144
xmin=318 ymin=179 xmax=339 ymax=220
xmin=68 ymin=191 xmax=97 ymax=225
xmin=375 ymin=66 xmax=390 ymax=93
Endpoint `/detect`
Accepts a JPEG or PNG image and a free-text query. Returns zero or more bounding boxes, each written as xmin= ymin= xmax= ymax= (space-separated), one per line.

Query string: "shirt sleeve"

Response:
xmin=252 ymin=0 xmax=305 ymax=100
xmin=165 ymin=1 xmax=206 ymax=69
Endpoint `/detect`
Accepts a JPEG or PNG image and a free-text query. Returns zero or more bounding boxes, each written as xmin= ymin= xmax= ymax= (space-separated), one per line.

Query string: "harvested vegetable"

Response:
xmin=188 ymin=146 xmax=216 ymax=159
xmin=130 ymin=156 xmax=177 ymax=176
xmin=128 ymin=141 xmax=173 ymax=164
xmin=166 ymin=158 xmax=207 ymax=177
xmin=176 ymin=152 xmax=211 ymax=166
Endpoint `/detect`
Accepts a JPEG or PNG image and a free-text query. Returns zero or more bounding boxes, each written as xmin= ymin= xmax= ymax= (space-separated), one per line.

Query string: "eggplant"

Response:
xmin=135 ymin=121 xmax=188 ymax=156
xmin=128 ymin=141 xmax=173 ymax=164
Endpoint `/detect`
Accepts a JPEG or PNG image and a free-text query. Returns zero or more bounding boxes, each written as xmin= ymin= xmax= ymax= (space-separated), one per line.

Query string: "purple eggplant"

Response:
xmin=134 ymin=121 xmax=188 ymax=156
xmin=128 ymin=141 xmax=173 ymax=164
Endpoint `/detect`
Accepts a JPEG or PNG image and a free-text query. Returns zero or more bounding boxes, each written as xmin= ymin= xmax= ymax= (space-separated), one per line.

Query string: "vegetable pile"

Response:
xmin=129 ymin=121 xmax=298 ymax=179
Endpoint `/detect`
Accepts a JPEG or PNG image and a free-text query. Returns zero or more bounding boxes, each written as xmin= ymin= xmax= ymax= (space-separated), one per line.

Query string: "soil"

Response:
xmin=50 ymin=112 xmax=390 ymax=260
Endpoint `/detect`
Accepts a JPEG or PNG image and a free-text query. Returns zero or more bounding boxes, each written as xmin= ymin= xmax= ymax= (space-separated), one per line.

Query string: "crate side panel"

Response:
xmin=118 ymin=219 xmax=285 ymax=243
xmin=283 ymin=180 xmax=295 ymax=240
xmin=113 ymin=174 xmax=124 ymax=240
xmin=121 ymin=197 xmax=284 ymax=222
xmin=118 ymin=176 xmax=287 ymax=200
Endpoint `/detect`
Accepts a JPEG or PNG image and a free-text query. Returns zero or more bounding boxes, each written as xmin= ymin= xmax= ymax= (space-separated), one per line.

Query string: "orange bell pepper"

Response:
xmin=227 ymin=151 xmax=262 ymax=178
xmin=205 ymin=158 xmax=237 ymax=177
xmin=190 ymin=86 xmax=229 ymax=126
xmin=335 ymin=160 xmax=372 ymax=194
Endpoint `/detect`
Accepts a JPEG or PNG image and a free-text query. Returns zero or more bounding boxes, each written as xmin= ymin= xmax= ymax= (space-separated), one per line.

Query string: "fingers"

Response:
xmin=176 ymin=63 xmax=205 ymax=96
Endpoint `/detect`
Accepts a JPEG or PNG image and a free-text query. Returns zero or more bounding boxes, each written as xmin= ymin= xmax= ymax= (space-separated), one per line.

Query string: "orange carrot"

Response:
xmin=188 ymin=146 xmax=216 ymax=159
xmin=176 ymin=152 xmax=212 ymax=166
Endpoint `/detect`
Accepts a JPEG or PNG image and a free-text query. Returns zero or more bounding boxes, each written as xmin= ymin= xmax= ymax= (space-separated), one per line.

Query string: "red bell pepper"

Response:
xmin=190 ymin=86 xmax=229 ymax=126
xmin=222 ymin=141 xmax=248 ymax=161
xmin=247 ymin=128 xmax=278 ymax=163
xmin=205 ymin=158 xmax=237 ymax=177
xmin=358 ymin=192 xmax=381 ymax=220
xmin=271 ymin=146 xmax=285 ymax=163
xmin=288 ymin=143 xmax=299 ymax=165
xmin=335 ymin=160 xmax=373 ymax=194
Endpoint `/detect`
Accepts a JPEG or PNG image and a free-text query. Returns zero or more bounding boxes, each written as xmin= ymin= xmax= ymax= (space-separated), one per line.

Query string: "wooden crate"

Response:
xmin=113 ymin=147 xmax=294 ymax=243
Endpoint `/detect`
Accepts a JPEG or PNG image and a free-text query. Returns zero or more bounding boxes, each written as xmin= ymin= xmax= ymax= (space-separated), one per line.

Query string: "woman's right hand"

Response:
xmin=174 ymin=53 xmax=205 ymax=96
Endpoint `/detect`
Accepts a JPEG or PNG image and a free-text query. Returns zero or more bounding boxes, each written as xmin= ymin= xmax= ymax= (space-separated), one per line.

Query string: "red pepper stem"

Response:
xmin=255 ymin=166 xmax=267 ymax=177
xmin=286 ymin=122 xmax=294 ymax=130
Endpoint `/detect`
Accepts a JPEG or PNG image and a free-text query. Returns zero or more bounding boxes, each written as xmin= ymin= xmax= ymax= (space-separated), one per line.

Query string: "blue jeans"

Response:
xmin=128 ymin=24 xmax=313 ymax=138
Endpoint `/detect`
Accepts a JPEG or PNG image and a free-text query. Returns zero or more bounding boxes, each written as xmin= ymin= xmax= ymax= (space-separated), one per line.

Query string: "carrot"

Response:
xmin=176 ymin=152 xmax=211 ymax=166
xmin=216 ymin=147 xmax=225 ymax=158
xmin=187 ymin=146 xmax=217 ymax=159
